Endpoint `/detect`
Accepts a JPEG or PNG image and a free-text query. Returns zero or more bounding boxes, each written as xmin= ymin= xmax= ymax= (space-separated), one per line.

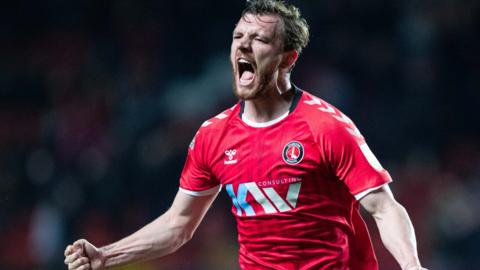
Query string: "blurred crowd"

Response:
xmin=0 ymin=0 xmax=479 ymax=269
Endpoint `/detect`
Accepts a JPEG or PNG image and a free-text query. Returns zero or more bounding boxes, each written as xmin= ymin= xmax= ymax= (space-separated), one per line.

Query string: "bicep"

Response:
xmin=167 ymin=189 xmax=219 ymax=229
xmin=359 ymin=185 xmax=397 ymax=216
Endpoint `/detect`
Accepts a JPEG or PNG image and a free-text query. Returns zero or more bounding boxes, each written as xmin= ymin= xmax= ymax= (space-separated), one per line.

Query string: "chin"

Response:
xmin=234 ymin=89 xmax=255 ymax=100
xmin=232 ymin=71 xmax=272 ymax=100
xmin=233 ymin=84 xmax=260 ymax=100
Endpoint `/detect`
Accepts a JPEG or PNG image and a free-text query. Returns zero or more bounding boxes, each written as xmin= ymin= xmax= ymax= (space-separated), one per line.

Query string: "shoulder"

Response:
xmin=200 ymin=103 xmax=239 ymax=130
xmin=194 ymin=103 xmax=240 ymax=140
xmin=298 ymin=90 xmax=364 ymax=142
xmin=299 ymin=91 xmax=350 ymax=131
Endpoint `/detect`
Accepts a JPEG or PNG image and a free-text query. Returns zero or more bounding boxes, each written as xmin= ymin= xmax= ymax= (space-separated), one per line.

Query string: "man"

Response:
xmin=64 ymin=1 xmax=427 ymax=269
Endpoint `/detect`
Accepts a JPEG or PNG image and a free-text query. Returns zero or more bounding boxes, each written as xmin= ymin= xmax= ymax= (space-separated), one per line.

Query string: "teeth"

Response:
xmin=238 ymin=58 xmax=251 ymax=64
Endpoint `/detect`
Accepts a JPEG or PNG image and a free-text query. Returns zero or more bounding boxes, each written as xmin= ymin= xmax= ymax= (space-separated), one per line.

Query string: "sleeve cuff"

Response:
xmin=179 ymin=185 xmax=222 ymax=197
xmin=353 ymin=183 xmax=389 ymax=200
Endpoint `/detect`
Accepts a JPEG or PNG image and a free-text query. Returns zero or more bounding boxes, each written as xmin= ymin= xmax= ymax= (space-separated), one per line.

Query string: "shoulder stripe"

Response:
xmin=304 ymin=96 xmax=322 ymax=106
xmin=346 ymin=127 xmax=362 ymax=138
xmin=199 ymin=104 xmax=238 ymax=129
xmin=303 ymin=94 xmax=364 ymax=141
xmin=318 ymin=104 xmax=336 ymax=113
xmin=201 ymin=120 xmax=213 ymax=127
xmin=215 ymin=113 xmax=228 ymax=119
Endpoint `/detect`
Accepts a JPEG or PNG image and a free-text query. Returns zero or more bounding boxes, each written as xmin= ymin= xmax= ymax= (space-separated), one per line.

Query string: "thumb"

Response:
xmin=73 ymin=239 xmax=86 ymax=254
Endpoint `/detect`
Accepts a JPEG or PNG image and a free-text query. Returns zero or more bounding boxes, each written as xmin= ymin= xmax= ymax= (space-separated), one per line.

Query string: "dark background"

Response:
xmin=1 ymin=0 xmax=479 ymax=269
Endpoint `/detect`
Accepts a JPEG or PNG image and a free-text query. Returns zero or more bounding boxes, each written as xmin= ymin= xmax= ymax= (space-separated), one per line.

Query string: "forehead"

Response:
xmin=234 ymin=13 xmax=283 ymax=34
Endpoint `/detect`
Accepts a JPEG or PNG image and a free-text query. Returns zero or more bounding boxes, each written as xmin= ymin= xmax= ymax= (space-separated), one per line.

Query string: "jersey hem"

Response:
xmin=179 ymin=185 xmax=222 ymax=197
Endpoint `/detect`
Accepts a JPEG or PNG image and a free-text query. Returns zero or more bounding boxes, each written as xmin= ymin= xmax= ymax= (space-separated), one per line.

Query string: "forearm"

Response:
xmin=372 ymin=201 xmax=421 ymax=269
xmin=100 ymin=210 xmax=192 ymax=268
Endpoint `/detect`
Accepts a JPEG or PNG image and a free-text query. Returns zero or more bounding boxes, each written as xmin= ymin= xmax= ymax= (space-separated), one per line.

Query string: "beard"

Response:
xmin=231 ymin=65 xmax=276 ymax=100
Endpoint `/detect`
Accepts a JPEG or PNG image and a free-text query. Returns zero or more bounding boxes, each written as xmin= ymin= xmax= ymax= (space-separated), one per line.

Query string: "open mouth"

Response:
xmin=237 ymin=58 xmax=256 ymax=86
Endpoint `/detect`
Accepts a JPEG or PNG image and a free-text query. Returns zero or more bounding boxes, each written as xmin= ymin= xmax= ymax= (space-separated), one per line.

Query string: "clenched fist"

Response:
xmin=64 ymin=239 xmax=104 ymax=270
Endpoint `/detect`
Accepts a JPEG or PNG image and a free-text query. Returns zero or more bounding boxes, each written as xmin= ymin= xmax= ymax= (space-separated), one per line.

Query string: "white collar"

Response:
xmin=241 ymin=111 xmax=289 ymax=128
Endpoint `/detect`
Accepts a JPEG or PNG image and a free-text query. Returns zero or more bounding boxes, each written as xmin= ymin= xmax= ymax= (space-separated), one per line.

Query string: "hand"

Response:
xmin=64 ymin=239 xmax=105 ymax=270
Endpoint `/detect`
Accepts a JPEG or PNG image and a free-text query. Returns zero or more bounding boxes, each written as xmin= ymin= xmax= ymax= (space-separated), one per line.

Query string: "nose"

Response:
xmin=238 ymin=37 xmax=252 ymax=51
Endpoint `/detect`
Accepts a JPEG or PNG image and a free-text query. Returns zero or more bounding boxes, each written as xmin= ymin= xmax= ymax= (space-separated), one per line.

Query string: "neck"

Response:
xmin=243 ymin=74 xmax=294 ymax=123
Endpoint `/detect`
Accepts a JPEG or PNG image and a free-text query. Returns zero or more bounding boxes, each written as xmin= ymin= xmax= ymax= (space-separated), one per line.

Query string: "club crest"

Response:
xmin=283 ymin=141 xmax=304 ymax=165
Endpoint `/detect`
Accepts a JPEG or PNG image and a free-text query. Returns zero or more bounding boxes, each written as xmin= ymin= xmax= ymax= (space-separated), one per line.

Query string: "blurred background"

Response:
xmin=1 ymin=0 xmax=479 ymax=269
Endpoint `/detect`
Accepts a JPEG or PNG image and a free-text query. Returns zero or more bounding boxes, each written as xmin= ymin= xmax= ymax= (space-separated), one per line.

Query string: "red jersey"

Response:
xmin=179 ymin=88 xmax=392 ymax=270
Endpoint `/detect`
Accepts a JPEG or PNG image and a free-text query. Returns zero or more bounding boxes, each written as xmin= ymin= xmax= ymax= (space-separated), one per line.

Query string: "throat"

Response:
xmin=242 ymin=94 xmax=294 ymax=124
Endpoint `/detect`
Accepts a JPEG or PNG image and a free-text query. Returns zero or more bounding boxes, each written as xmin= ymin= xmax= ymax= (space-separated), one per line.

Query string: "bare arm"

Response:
xmin=360 ymin=185 xmax=427 ymax=270
xmin=65 ymin=190 xmax=218 ymax=270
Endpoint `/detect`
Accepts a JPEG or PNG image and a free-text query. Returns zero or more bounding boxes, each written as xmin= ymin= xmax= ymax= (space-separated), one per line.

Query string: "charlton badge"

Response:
xmin=283 ymin=141 xmax=304 ymax=165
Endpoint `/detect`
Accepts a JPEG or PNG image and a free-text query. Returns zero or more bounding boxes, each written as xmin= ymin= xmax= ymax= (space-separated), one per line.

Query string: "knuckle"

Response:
xmin=68 ymin=253 xmax=78 ymax=262
xmin=70 ymin=258 xmax=81 ymax=268
xmin=75 ymin=257 xmax=87 ymax=267
xmin=64 ymin=245 xmax=73 ymax=256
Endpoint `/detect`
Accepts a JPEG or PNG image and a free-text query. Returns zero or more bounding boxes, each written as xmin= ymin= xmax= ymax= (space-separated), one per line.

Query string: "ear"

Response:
xmin=280 ymin=50 xmax=299 ymax=70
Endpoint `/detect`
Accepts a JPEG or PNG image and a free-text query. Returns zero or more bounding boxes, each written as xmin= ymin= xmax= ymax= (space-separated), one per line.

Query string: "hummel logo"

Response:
xmin=224 ymin=149 xmax=237 ymax=165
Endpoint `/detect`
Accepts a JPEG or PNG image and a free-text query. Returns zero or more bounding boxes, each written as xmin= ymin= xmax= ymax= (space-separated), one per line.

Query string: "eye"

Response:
xmin=233 ymin=33 xmax=243 ymax=39
xmin=255 ymin=37 xmax=268 ymax=43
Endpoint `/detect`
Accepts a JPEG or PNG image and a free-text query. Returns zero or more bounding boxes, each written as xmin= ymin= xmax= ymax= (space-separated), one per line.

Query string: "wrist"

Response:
xmin=91 ymin=246 xmax=107 ymax=270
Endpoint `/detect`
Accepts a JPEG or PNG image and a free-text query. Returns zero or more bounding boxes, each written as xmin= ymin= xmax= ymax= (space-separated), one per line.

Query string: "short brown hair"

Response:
xmin=242 ymin=0 xmax=310 ymax=54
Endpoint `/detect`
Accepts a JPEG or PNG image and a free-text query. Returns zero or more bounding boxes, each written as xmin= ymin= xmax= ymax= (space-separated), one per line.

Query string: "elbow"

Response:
xmin=177 ymin=227 xmax=194 ymax=245
xmin=168 ymin=218 xmax=195 ymax=252
xmin=169 ymin=227 xmax=194 ymax=253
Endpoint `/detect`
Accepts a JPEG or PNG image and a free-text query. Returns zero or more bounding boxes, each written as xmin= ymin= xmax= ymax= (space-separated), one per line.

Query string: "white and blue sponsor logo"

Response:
xmin=225 ymin=179 xmax=302 ymax=216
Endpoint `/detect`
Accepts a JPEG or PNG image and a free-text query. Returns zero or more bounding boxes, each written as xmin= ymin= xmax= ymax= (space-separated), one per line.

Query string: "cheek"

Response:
xmin=256 ymin=54 xmax=281 ymax=71
xmin=230 ymin=43 xmax=237 ymax=57
xmin=255 ymin=47 xmax=281 ymax=64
